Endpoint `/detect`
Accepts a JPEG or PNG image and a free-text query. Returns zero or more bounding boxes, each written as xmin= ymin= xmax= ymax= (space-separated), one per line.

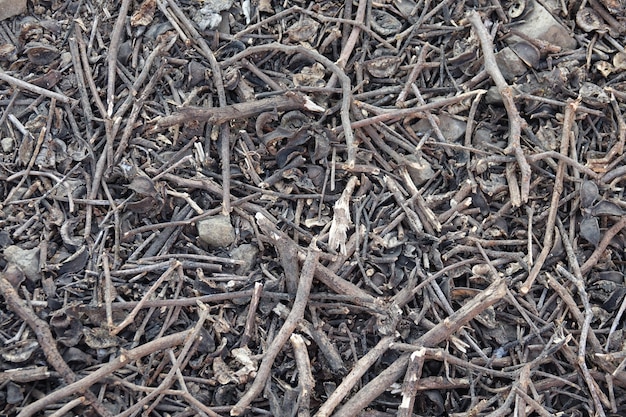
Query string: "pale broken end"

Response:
xmin=303 ymin=96 xmax=326 ymax=113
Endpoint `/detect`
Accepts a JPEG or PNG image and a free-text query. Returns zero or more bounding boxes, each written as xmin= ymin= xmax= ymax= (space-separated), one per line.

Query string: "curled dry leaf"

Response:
xmin=510 ymin=41 xmax=540 ymax=68
xmin=590 ymin=200 xmax=625 ymax=216
xmin=1 ymin=340 xmax=39 ymax=363
xmin=508 ymin=0 xmax=528 ymax=19
xmin=131 ymin=0 xmax=156 ymax=27
xmin=25 ymin=42 xmax=59 ymax=66
xmin=127 ymin=175 xmax=157 ymax=197
xmin=370 ymin=10 xmax=403 ymax=36
xmin=614 ymin=52 xmax=626 ymax=70
xmin=579 ymin=82 xmax=609 ymax=106
xmin=58 ymin=246 xmax=89 ymax=275
xmin=394 ymin=0 xmax=417 ymax=18
xmin=3 ymin=263 xmax=25 ymax=288
xmin=293 ymin=62 xmax=326 ymax=87
xmin=580 ymin=180 xmax=599 ymax=209
xmin=7 ymin=381 xmax=24 ymax=405
xmin=214 ymin=356 xmax=238 ymax=384
xmin=281 ymin=110 xmax=310 ymax=130
xmin=188 ymin=60 xmax=209 ymax=87
xmin=82 ymin=327 xmax=120 ymax=349
xmin=595 ymin=60 xmax=614 ymax=77
xmin=576 ymin=7 xmax=606 ymax=32
xmin=223 ymin=66 xmax=241 ymax=90
xmin=287 ymin=18 xmax=320 ymax=43
xmin=29 ymin=69 xmax=63 ymax=89
xmin=365 ymin=55 xmax=402 ymax=78
xmin=0 ymin=43 xmax=16 ymax=60
xmin=580 ymin=215 xmax=601 ymax=246
xmin=258 ymin=0 xmax=273 ymax=13
xmin=19 ymin=20 xmax=43 ymax=46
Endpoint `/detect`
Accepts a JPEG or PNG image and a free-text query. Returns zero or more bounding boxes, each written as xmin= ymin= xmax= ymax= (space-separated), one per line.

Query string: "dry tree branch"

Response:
xmin=520 ymin=100 xmax=578 ymax=294
xmin=314 ymin=335 xmax=396 ymax=417
xmin=230 ymin=243 xmax=320 ymax=416
xmin=0 ymin=273 xmax=113 ymax=417
xmin=290 ymin=333 xmax=315 ymax=417
xmin=467 ymin=11 xmax=531 ymax=206
xmin=17 ymin=307 xmax=209 ymax=417
xmin=106 ymin=0 xmax=132 ymax=117
xmin=332 ymin=277 xmax=507 ymax=417
xmin=0 ymin=70 xmax=75 ymax=104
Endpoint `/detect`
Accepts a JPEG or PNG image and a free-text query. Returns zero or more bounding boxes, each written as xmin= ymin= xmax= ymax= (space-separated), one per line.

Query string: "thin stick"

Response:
xmin=239 ymin=282 xmax=263 ymax=347
xmin=0 ymin=275 xmax=113 ymax=417
xmin=290 ymin=333 xmax=315 ymax=417
xmin=333 ymin=277 xmax=507 ymax=417
xmin=111 ymin=261 xmax=180 ymax=335
xmin=314 ymin=335 xmax=396 ymax=417
xmin=467 ymin=11 xmax=531 ymax=205
xmin=0 ymin=70 xmax=75 ymax=104
xmin=231 ymin=246 xmax=320 ymax=415
xmin=520 ymin=100 xmax=578 ymax=295
xmin=326 ymin=0 xmax=367 ymax=89
xmin=580 ymin=216 xmax=626 ymax=275
xmin=106 ymin=0 xmax=132 ymax=116
xmin=220 ymin=43 xmax=356 ymax=167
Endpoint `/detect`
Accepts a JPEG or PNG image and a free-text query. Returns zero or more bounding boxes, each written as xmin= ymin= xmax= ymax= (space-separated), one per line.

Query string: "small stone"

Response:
xmin=197 ymin=215 xmax=236 ymax=247
xmin=403 ymin=154 xmax=435 ymax=185
xmin=1 ymin=137 xmax=14 ymax=152
xmin=413 ymin=114 xmax=467 ymax=142
xmin=3 ymin=245 xmax=40 ymax=282
xmin=0 ymin=0 xmax=26 ymax=21
xmin=230 ymin=243 xmax=258 ymax=275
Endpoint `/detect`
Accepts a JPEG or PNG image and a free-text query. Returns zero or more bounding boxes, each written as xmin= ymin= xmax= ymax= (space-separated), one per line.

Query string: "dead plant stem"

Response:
xmin=230 ymin=247 xmax=319 ymax=415
xmin=520 ymin=100 xmax=578 ymax=294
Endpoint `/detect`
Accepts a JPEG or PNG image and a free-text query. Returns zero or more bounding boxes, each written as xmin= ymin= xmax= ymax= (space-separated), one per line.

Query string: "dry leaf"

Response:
xmin=131 ymin=0 xmax=156 ymax=27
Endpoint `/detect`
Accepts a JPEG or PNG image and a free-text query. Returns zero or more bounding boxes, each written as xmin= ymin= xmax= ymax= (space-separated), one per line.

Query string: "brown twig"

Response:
xmin=579 ymin=215 xmax=626 ymax=275
xmin=0 ymin=70 xmax=75 ymax=104
xmin=0 ymin=274 xmax=113 ymax=417
xmin=154 ymin=92 xmax=323 ymax=128
xmin=314 ymin=335 xmax=396 ymax=417
xmin=325 ymin=0 xmax=367 ymax=89
xmin=557 ymin=265 xmax=607 ymax=417
xmin=111 ymin=261 xmax=180 ymax=335
xmin=398 ymin=347 xmax=426 ymax=417
xmin=290 ymin=333 xmax=315 ymax=417
xmin=239 ymin=282 xmax=263 ymax=348
xmin=467 ymin=11 xmax=531 ymax=205
xmin=220 ymin=43 xmax=357 ymax=167
xmin=106 ymin=0 xmax=131 ymax=117
xmin=230 ymin=246 xmax=319 ymax=415
xmin=333 ymin=277 xmax=507 ymax=417
xmin=520 ymin=100 xmax=578 ymax=295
